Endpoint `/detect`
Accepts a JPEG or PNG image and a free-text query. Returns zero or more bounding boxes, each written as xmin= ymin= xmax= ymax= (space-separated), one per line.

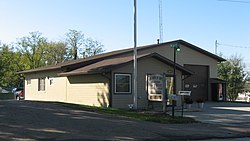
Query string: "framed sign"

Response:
xmin=147 ymin=74 xmax=164 ymax=101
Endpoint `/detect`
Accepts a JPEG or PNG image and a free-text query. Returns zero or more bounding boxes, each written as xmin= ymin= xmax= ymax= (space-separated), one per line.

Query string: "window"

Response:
xmin=115 ymin=73 xmax=131 ymax=94
xmin=38 ymin=78 xmax=45 ymax=91
xmin=49 ymin=78 xmax=54 ymax=86
xmin=27 ymin=79 xmax=31 ymax=86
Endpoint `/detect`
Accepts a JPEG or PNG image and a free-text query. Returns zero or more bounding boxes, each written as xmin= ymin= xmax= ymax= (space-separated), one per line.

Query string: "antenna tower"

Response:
xmin=159 ymin=0 xmax=163 ymax=43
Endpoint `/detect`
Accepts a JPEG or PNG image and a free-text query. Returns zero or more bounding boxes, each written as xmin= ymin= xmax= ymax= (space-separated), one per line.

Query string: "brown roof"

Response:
xmin=58 ymin=52 xmax=193 ymax=76
xmin=19 ymin=39 xmax=225 ymax=74
xmin=18 ymin=48 xmax=132 ymax=74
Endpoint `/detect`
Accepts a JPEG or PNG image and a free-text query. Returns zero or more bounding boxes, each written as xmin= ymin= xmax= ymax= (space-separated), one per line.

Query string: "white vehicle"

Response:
xmin=13 ymin=87 xmax=24 ymax=100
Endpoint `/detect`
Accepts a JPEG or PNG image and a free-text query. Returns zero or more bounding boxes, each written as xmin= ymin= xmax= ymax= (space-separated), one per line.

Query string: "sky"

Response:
xmin=0 ymin=0 xmax=250 ymax=71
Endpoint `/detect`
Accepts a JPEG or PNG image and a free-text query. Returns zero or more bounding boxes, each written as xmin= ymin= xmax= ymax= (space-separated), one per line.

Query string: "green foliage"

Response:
xmin=17 ymin=31 xmax=48 ymax=69
xmin=65 ymin=29 xmax=84 ymax=60
xmin=0 ymin=93 xmax=14 ymax=100
xmin=83 ymin=38 xmax=105 ymax=58
xmin=218 ymin=55 xmax=248 ymax=101
xmin=0 ymin=30 xmax=104 ymax=88
xmin=44 ymin=42 xmax=67 ymax=65
xmin=65 ymin=29 xmax=104 ymax=60
xmin=0 ymin=44 xmax=24 ymax=87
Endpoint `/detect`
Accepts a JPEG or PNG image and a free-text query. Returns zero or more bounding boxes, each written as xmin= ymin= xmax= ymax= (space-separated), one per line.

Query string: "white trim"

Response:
xmin=115 ymin=73 xmax=132 ymax=94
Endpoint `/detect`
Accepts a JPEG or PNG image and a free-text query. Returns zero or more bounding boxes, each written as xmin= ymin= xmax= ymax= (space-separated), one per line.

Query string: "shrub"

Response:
xmin=184 ymin=97 xmax=193 ymax=104
xmin=196 ymin=98 xmax=204 ymax=103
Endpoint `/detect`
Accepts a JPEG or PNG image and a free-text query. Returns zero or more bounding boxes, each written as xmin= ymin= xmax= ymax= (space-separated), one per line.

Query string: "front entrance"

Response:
xmin=184 ymin=65 xmax=209 ymax=101
xmin=210 ymin=78 xmax=227 ymax=101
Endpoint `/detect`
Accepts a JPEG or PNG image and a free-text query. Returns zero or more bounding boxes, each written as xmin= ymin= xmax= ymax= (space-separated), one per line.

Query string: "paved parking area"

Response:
xmin=183 ymin=102 xmax=250 ymax=125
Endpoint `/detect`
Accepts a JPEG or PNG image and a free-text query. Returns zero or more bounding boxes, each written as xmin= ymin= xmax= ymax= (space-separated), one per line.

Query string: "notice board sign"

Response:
xmin=178 ymin=91 xmax=191 ymax=96
xmin=147 ymin=74 xmax=164 ymax=101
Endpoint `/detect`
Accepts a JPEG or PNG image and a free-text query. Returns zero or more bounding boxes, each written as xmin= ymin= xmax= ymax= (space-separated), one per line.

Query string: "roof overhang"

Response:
xmin=17 ymin=65 xmax=61 ymax=74
xmin=18 ymin=39 xmax=223 ymax=75
xmin=210 ymin=78 xmax=227 ymax=83
xmin=58 ymin=52 xmax=193 ymax=77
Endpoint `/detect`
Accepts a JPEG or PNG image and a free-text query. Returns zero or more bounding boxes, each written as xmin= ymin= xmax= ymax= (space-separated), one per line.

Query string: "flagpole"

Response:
xmin=133 ymin=0 xmax=138 ymax=109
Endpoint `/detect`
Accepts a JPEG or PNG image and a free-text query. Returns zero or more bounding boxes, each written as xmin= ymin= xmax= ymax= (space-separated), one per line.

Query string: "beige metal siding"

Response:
xmin=66 ymin=74 xmax=109 ymax=107
xmin=111 ymin=63 xmax=133 ymax=108
xmin=24 ymin=71 xmax=109 ymax=107
xmin=139 ymin=44 xmax=218 ymax=78
xmin=138 ymin=44 xmax=218 ymax=102
xmin=112 ymin=57 xmax=181 ymax=109
xmin=138 ymin=58 xmax=182 ymax=109
xmin=24 ymin=70 xmax=67 ymax=102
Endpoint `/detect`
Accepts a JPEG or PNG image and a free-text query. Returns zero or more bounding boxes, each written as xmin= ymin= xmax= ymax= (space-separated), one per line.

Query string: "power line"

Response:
xmin=217 ymin=42 xmax=250 ymax=49
xmin=217 ymin=0 xmax=250 ymax=4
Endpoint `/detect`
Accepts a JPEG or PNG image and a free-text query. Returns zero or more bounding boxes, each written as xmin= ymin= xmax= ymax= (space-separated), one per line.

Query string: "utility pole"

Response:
xmin=133 ymin=0 xmax=138 ymax=109
xmin=170 ymin=43 xmax=180 ymax=118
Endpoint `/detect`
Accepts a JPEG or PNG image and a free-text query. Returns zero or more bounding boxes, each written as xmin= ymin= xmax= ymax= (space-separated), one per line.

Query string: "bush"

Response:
xmin=0 ymin=93 xmax=14 ymax=100
xmin=196 ymin=98 xmax=204 ymax=103
xmin=184 ymin=97 xmax=193 ymax=104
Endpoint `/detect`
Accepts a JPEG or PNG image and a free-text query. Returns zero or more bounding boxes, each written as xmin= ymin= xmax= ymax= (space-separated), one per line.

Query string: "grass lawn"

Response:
xmin=59 ymin=102 xmax=197 ymax=124
xmin=0 ymin=93 xmax=14 ymax=100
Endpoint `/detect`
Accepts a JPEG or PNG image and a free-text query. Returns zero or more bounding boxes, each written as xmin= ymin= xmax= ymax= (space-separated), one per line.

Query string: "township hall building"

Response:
xmin=19 ymin=40 xmax=226 ymax=109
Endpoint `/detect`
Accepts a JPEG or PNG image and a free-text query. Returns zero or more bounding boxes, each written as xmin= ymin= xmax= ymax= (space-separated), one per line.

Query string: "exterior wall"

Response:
xmin=112 ymin=57 xmax=181 ymax=109
xmin=24 ymin=70 xmax=67 ymax=102
xmin=66 ymin=74 xmax=109 ymax=107
xmin=138 ymin=44 xmax=218 ymax=102
xmin=25 ymin=70 xmax=109 ymax=107
xmin=138 ymin=44 xmax=218 ymax=78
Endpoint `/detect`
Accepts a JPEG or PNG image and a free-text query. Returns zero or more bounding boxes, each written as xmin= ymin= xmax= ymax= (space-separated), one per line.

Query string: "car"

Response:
xmin=13 ymin=87 xmax=24 ymax=100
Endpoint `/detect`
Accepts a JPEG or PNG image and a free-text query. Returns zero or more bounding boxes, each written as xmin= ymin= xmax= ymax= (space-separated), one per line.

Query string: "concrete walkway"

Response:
xmin=177 ymin=102 xmax=250 ymax=140
xmin=182 ymin=102 xmax=250 ymax=125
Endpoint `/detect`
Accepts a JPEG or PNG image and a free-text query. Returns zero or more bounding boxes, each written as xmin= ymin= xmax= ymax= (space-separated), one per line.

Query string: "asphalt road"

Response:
xmin=0 ymin=100 xmax=249 ymax=141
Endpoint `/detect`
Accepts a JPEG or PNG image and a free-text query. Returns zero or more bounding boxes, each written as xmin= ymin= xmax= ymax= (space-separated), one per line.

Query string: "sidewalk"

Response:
xmin=171 ymin=102 xmax=250 ymax=140
xmin=129 ymin=102 xmax=250 ymax=140
xmin=181 ymin=102 xmax=250 ymax=125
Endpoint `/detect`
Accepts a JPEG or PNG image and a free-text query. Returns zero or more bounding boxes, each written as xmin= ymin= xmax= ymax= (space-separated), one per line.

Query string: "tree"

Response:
xmin=65 ymin=29 xmax=84 ymax=60
xmin=17 ymin=32 xmax=48 ymax=69
xmin=0 ymin=44 xmax=24 ymax=87
xmin=0 ymin=30 xmax=104 ymax=88
xmin=83 ymin=38 xmax=104 ymax=58
xmin=218 ymin=55 xmax=248 ymax=101
xmin=44 ymin=42 xmax=67 ymax=65
xmin=65 ymin=29 xmax=105 ymax=60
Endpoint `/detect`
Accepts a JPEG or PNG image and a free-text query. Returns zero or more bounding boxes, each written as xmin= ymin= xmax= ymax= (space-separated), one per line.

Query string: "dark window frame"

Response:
xmin=114 ymin=73 xmax=132 ymax=95
xmin=26 ymin=79 xmax=31 ymax=85
xmin=49 ymin=78 xmax=54 ymax=86
xmin=38 ymin=78 xmax=46 ymax=91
